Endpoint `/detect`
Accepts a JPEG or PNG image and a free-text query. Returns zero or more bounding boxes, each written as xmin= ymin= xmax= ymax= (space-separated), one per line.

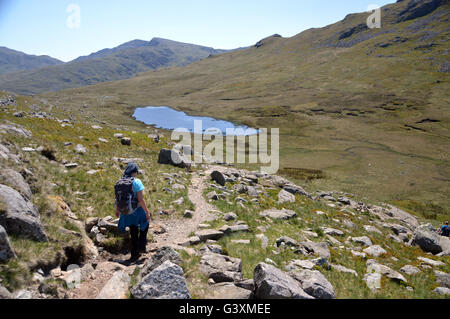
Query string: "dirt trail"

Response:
xmin=68 ymin=166 xmax=219 ymax=299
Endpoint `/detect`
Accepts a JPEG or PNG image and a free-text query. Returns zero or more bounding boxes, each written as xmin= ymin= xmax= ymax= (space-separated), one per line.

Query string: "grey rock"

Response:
xmin=0 ymin=285 xmax=12 ymax=299
xmin=331 ymin=264 xmax=358 ymax=277
xmin=131 ymin=260 xmax=190 ymax=299
xmin=121 ymin=137 xmax=131 ymax=146
xmin=158 ymin=149 xmax=190 ymax=169
xmin=235 ymin=279 xmax=254 ymax=291
xmin=246 ymin=186 xmax=259 ymax=197
xmin=351 ymin=236 xmax=373 ymax=247
xmin=400 ymin=265 xmax=421 ymax=276
xmin=256 ymin=234 xmax=269 ymax=249
xmin=0 ymin=122 xmax=32 ymax=138
xmin=0 ymin=169 xmax=32 ymax=199
xmin=259 ymin=208 xmax=297 ymax=220
xmin=276 ymin=236 xmax=298 ymax=247
xmin=366 ymin=260 xmax=407 ymax=284
xmin=283 ymin=184 xmax=310 ymax=198
xmin=278 ymin=189 xmax=295 ymax=203
xmin=363 ymin=245 xmax=387 ymax=257
xmin=219 ymin=224 xmax=249 ymax=235
xmin=194 ymin=229 xmax=224 ymax=242
xmin=75 ymin=144 xmax=87 ymax=154
xmin=200 ymin=253 xmax=242 ymax=283
xmin=297 ymin=241 xmax=331 ymax=259
xmin=141 ymin=246 xmax=183 ymax=278
xmin=433 ymin=287 xmax=450 ymax=295
xmin=0 ymin=225 xmax=16 ymax=262
xmin=253 ymin=262 xmax=313 ymax=299
xmin=363 ymin=272 xmax=382 ymax=292
xmin=286 ymin=258 xmax=329 ymax=271
xmin=200 ymin=244 xmax=223 ymax=255
xmin=322 ymin=227 xmax=345 ymax=237
xmin=434 ymin=271 xmax=449 ymax=289
xmin=418 ymin=256 xmax=445 ymax=267
xmin=0 ymin=184 xmax=47 ymax=242
xmin=289 ymin=269 xmax=336 ymax=299
xmin=96 ymin=271 xmax=130 ymax=299
xmin=209 ymin=283 xmax=252 ymax=299
xmin=363 ymin=225 xmax=382 ymax=235
xmin=223 ymin=212 xmax=237 ymax=221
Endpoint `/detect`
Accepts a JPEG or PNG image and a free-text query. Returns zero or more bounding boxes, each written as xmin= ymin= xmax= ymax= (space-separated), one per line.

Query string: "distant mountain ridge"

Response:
xmin=0 ymin=47 xmax=63 ymax=75
xmin=0 ymin=38 xmax=230 ymax=95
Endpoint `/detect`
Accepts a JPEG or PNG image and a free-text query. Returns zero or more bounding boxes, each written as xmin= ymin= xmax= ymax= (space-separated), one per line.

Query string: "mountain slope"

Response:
xmin=0 ymin=38 xmax=229 ymax=95
xmin=41 ymin=0 xmax=450 ymax=216
xmin=0 ymin=47 xmax=63 ymax=75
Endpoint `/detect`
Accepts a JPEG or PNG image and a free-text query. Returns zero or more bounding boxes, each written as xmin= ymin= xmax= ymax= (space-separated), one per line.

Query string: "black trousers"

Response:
xmin=129 ymin=225 xmax=149 ymax=256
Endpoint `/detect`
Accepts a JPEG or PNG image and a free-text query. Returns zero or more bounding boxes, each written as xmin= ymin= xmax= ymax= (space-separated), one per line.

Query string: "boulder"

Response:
xmin=276 ymin=236 xmax=298 ymax=247
xmin=0 ymin=184 xmax=47 ymax=242
xmin=278 ymin=189 xmax=295 ymax=203
xmin=351 ymin=236 xmax=373 ymax=247
xmin=289 ymin=269 xmax=336 ymax=299
xmin=259 ymin=208 xmax=297 ymax=220
xmin=322 ymin=227 xmax=345 ymax=237
xmin=200 ymin=252 xmax=242 ymax=283
xmin=400 ymin=265 xmax=421 ymax=276
xmin=363 ymin=272 xmax=382 ymax=292
xmin=410 ymin=224 xmax=444 ymax=254
xmin=0 ymin=169 xmax=32 ymax=199
xmin=363 ymin=225 xmax=382 ymax=235
xmin=253 ymin=263 xmax=313 ymax=299
xmin=434 ymin=270 xmax=450 ymax=289
xmin=96 ymin=271 xmax=130 ymax=299
xmin=363 ymin=245 xmax=387 ymax=257
xmin=282 ymin=184 xmax=310 ymax=198
xmin=121 ymin=137 xmax=131 ymax=146
xmin=140 ymin=246 xmax=183 ymax=278
xmin=417 ymin=256 xmax=445 ymax=267
xmin=209 ymin=283 xmax=252 ymax=299
xmin=223 ymin=212 xmax=237 ymax=221
xmin=0 ymin=225 xmax=16 ymax=262
xmin=297 ymin=241 xmax=331 ymax=259
xmin=211 ymin=171 xmax=226 ymax=186
xmin=433 ymin=287 xmax=450 ymax=295
xmin=158 ymin=149 xmax=190 ymax=168
xmin=219 ymin=224 xmax=250 ymax=235
xmin=331 ymin=264 xmax=358 ymax=277
xmin=131 ymin=260 xmax=190 ymax=299
xmin=286 ymin=258 xmax=329 ymax=271
xmin=366 ymin=260 xmax=407 ymax=284
xmin=194 ymin=229 xmax=224 ymax=242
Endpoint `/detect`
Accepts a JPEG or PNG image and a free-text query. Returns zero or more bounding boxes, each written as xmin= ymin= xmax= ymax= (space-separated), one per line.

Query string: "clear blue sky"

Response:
xmin=0 ymin=0 xmax=394 ymax=62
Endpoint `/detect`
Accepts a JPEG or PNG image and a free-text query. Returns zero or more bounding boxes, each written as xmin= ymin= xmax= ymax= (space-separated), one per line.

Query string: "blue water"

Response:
xmin=133 ymin=106 xmax=258 ymax=136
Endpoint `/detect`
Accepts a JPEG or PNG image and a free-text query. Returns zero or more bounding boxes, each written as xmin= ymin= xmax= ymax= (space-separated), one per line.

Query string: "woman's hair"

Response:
xmin=123 ymin=162 xmax=139 ymax=177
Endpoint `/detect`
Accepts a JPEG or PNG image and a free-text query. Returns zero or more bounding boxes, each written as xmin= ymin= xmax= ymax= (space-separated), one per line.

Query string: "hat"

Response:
xmin=123 ymin=162 xmax=139 ymax=177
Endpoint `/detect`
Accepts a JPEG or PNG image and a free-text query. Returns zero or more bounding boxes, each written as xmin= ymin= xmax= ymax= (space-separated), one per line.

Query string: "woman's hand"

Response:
xmin=146 ymin=211 xmax=151 ymax=222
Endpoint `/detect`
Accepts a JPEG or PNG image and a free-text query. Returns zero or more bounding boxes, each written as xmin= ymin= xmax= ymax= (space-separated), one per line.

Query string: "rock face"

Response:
xmin=0 ymin=169 xmax=32 ymax=199
xmin=0 ymin=184 xmax=47 ymax=242
xmin=131 ymin=260 xmax=190 ymax=299
xmin=96 ymin=271 xmax=130 ymax=299
xmin=0 ymin=225 xmax=16 ymax=262
xmin=253 ymin=263 xmax=313 ymax=299
xmin=289 ymin=269 xmax=336 ymax=299
xmin=411 ymin=224 xmax=445 ymax=254
xmin=259 ymin=208 xmax=297 ymax=220
xmin=200 ymin=253 xmax=243 ymax=283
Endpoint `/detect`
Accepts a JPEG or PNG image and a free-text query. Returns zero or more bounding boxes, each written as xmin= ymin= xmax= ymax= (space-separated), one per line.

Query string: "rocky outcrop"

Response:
xmin=0 ymin=184 xmax=47 ymax=242
xmin=253 ymin=262 xmax=313 ymax=299
xmin=131 ymin=260 xmax=190 ymax=299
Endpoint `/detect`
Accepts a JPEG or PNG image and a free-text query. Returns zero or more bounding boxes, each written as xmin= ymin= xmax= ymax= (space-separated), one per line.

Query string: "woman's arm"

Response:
xmin=137 ymin=190 xmax=151 ymax=221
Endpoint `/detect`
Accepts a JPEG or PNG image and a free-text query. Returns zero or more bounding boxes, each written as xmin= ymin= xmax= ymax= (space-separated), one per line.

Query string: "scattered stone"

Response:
xmin=351 ymin=236 xmax=373 ymax=247
xmin=121 ymin=137 xmax=131 ymax=146
xmin=400 ymin=265 xmax=421 ymax=276
xmin=0 ymin=169 xmax=32 ymax=199
xmin=211 ymin=171 xmax=226 ymax=186
xmin=433 ymin=287 xmax=450 ymax=295
xmin=22 ymin=147 xmax=35 ymax=152
xmin=434 ymin=270 xmax=450 ymax=289
xmin=131 ymin=261 xmax=190 ymax=299
xmin=351 ymin=250 xmax=367 ymax=258
xmin=86 ymin=170 xmax=100 ymax=175
xmin=363 ymin=245 xmax=387 ymax=257
xmin=331 ymin=264 xmax=358 ymax=277
xmin=114 ymin=133 xmax=124 ymax=139
xmin=417 ymin=256 xmax=445 ymax=267
xmin=297 ymin=241 xmax=331 ymax=259
xmin=223 ymin=212 xmax=237 ymax=221
xmin=209 ymin=283 xmax=252 ymax=299
xmin=98 ymin=138 xmax=108 ymax=143
xmin=140 ymin=246 xmax=183 ymax=278
xmin=259 ymin=208 xmax=297 ymax=220
xmin=278 ymin=189 xmax=295 ymax=203
xmin=200 ymin=253 xmax=242 ymax=283
xmin=276 ymin=236 xmax=298 ymax=247
xmin=219 ymin=224 xmax=250 ymax=235
xmin=172 ymin=197 xmax=184 ymax=206
xmin=75 ymin=144 xmax=87 ymax=154
xmin=366 ymin=260 xmax=407 ymax=284
xmin=363 ymin=272 xmax=382 ymax=292
xmin=253 ymin=263 xmax=313 ymax=299
xmin=286 ymin=258 xmax=329 ymax=271
xmin=195 ymin=229 xmax=224 ymax=242
xmin=411 ymin=224 xmax=448 ymax=255
xmin=183 ymin=210 xmax=194 ymax=218
xmin=0 ymin=184 xmax=48 ymax=242
xmin=256 ymin=234 xmax=269 ymax=249
xmin=231 ymin=239 xmax=250 ymax=244
xmin=289 ymin=269 xmax=336 ymax=299
xmin=200 ymin=244 xmax=223 ymax=255
xmin=96 ymin=271 xmax=130 ymax=299
xmin=65 ymin=163 xmax=78 ymax=169
xmin=322 ymin=227 xmax=345 ymax=237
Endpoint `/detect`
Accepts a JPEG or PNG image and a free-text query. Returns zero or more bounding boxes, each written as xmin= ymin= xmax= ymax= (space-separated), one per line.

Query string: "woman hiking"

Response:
xmin=114 ymin=162 xmax=152 ymax=262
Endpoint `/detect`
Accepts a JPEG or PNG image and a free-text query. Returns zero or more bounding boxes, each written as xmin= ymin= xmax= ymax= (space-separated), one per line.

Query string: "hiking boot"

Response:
xmin=128 ymin=252 xmax=141 ymax=263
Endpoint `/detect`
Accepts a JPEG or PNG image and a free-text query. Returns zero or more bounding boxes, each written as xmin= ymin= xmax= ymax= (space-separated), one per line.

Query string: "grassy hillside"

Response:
xmin=0 ymin=38 xmax=229 ymax=95
xmin=0 ymin=47 xmax=63 ymax=75
xmin=39 ymin=0 xmax=450 ymax=219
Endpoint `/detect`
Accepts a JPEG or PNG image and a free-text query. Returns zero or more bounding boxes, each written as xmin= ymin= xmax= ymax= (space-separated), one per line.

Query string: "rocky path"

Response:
xmin=68 ymin=167 xmax=219 ymax=299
